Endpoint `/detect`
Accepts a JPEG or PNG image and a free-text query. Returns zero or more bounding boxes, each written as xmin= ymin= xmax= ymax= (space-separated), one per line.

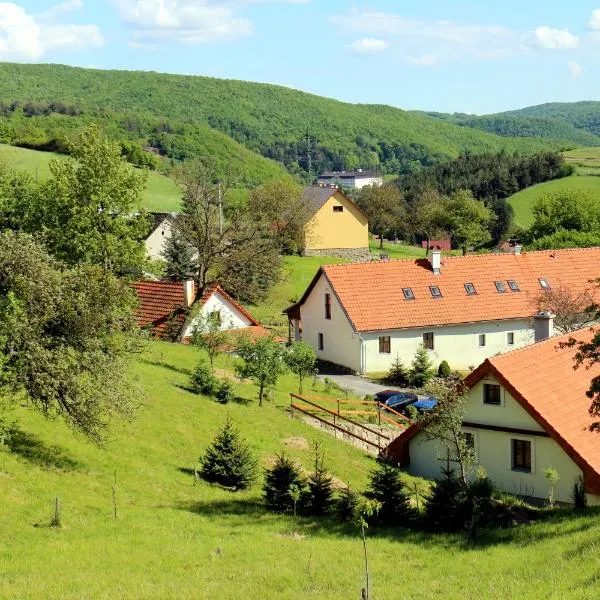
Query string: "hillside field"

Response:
xmin=508 ymin=148 xmax=600 ymax=227
xmin=2 ymin=340 xmax=600 ymax=599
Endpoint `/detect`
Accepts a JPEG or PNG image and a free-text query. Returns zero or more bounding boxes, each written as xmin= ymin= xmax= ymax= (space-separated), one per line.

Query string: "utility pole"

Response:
xmin=217 ymin=181 xmax=223 ymax=235
xmin=305 ymin=127 xmax=312 ymax=179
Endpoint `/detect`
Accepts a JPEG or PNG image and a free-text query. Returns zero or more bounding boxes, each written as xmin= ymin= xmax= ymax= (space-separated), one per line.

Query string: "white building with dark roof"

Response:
xmin=316 ymin=170 xmax=383 ymax=190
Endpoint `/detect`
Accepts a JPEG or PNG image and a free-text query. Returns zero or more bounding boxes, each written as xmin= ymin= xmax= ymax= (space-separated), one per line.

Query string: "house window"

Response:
xmin=423 ymin=331 xmax=434 ymax=350
xmin=508 ymin=280 xmax=520 ymax=292
xmin=333 ymin=206 xmax=344 ymax=213
xmin=478 ymin=334 xmax=486 ymax=347
xmin=429 ymin=286 xmax=442 ymax=298
xmin=539 ymin=278 xmax=550 ymax=290
xmin=507 ymin=332 xmax=515 ymax=346
xmin=511 ymin=439 xmax=532 ymax=472
xmin=379 ymin=336 xmax=391 ymax=354
xmin=483 ymin=383 xmax=501 ymax=405
xmin=495 ymin=281 xmax=506 ymax=293
xmin=403 ymin=288 xmax=415 ymax=300
xmin=463 ymin=432 xmax=475 ymax=449
xmin=464 ymin=283 xmax=477 ymax=295
xmin=325 ymin=293 xmax=331 ymax=320
xmin=209 ymin=310 xmax=221 ymax=326
xmin=318 ymin=333 xmax=324 ymax=351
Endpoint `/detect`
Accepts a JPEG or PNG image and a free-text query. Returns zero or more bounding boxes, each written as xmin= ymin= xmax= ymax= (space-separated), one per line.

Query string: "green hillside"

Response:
xmin=3 ymin=339 xmax=600 ymax=599
xmin=0 ymin=143 xmax=184 ymax=212
xmin=0 ymin=63 xmax=566 ymax=178
xmin=508 ymin=148 xmax=600 ymax=227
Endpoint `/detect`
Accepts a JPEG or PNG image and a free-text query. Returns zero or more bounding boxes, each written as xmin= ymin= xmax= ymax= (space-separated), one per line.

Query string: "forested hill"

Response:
xmin=420 ymin=103 xmax=600 ymax=148
xmin=0 ymin=62 xmax=569 ymax=179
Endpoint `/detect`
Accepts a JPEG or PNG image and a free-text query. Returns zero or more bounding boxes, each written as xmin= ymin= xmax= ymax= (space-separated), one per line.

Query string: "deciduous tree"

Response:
xmin=535 ymin=284 xmax=598 ymax=334
xmin=286 ymin=342 xmax=316 ymax=393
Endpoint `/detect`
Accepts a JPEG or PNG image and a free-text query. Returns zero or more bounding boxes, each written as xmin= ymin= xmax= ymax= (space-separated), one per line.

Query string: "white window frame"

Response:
xmin=507 ymin=332 xmax=515 ymax=346
xmin=478 ymin=333 xmax=487 ymax=347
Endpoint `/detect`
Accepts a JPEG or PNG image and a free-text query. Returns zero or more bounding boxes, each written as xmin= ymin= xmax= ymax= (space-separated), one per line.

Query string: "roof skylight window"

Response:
xmin=495 ymin=281 xmax=506 ymax=293
xmin=539 ymin=278 xmax=550 ymax=290
xmin=508 ymin=280 xmax=520 ymax=292
xmin=464 ymin=283 xmax=477 ymax=295
xmin=403 ymin=288 xmax=415 ymax=300
xmin=429 ymin=286 xmax=442 ymax=298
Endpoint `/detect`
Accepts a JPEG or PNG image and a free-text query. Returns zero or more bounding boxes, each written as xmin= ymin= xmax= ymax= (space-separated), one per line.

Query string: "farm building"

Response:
xmin=131 ymin=280 xmax=270 ymax=342
xmin=316 ymin=170 xmax=383 ymax=190
xmin=300 ymin=185 xmax=370 ymax=260
xmin=284 ymin=247 xmax=600 ymax=373
xmin=384 ymin=328 xmax=600 ymax=506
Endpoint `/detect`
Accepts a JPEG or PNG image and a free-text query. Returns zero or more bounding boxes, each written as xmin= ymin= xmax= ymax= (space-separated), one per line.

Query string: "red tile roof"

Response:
xmin=465 ymin=328 xmax=600 ymax=494
xmin=131 ymin=281 xmax=262 ymax=340
xmin=387 ymin=329 xmax=600 ymax=495
xmin=130 ymin=281 xmax=187 ymax=338
xmin=288 ymin=248 xmax=600 ymax=332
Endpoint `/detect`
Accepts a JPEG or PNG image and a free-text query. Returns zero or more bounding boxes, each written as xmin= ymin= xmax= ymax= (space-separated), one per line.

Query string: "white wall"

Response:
xmin=184 ymin=290 xmax=253 ymax=337
xmin=406 ymin=374 xmax=594 ymax=504
xmin=145 ymin=218 xmax=172 ymax=261
xmin=361 ymin=319 xmax=533 ymax=373
xmin=300 ymin=274 xmax=361 ymax=372
xmin=354 ymin=176 xmax=384 ymax=189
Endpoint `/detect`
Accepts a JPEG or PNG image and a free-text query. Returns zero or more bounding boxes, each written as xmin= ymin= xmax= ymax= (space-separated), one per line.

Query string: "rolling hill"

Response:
xmin=508 ymin=147 xmax=600 ymax=227
xmin=0 ymin=62 xmax=570 ymax=180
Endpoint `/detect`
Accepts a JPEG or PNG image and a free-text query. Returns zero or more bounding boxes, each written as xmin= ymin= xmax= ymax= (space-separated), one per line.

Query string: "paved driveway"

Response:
xmin=317 ymin=373 xmax=403 ymax=398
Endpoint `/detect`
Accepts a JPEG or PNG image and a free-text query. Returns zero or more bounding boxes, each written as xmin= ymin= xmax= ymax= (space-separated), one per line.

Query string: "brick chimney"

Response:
xmin=429 ymin=249 xmax=442 ymax=275
xmin=534 ymin=311 xmax=554 ymax=342
xmin=183 ymin=280 xmax=195 ymax=307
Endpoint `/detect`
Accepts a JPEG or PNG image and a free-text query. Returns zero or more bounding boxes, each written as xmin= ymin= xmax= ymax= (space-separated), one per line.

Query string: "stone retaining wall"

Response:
xmin=303 ymin=247 xmax=372 ymax=262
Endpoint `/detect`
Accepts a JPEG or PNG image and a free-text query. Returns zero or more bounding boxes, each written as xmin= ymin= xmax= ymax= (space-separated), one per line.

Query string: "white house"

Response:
xmin=131 ymin=280 xmax=271 ymax=342
xmin=385 ymin=328 xmax=600 ymax=506
xmin=316 ymin=170 xmax=383 ymax=190
xmin=284 ymin=247 xmax=600 ymax=373
xmin=145 ymin=212 xmax=177 ymax=261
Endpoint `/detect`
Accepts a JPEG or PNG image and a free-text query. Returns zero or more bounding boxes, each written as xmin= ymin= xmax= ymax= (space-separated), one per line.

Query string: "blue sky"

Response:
xmin=3 ymin=0 xmax=600 ymax=114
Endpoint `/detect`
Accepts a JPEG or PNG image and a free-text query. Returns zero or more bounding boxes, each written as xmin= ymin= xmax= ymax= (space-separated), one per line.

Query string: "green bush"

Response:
xmin=215 ymin=379 xmax=234 ymax=404
xmin=409 ymin=345 xmax=435 ymax=388
xmin=437 ymin=360 xmax=451 ymax=378
xmin=366 ymin=463 xmax=413 ymax=526
xmin=304 ymin=443 xmax=334 ymax=516
xmin=189 ymin=361 xmax=216 ymax=395
xmin=425 ymin=468 xmax=469 ymax=532
xmin=199 ymin=417 xmax=258 ymax=491
xmin=572 ymin=476 xmax=587 ymax=509
xmin=336 ymin=485 xmax=360 ymax=523
xmin=263 ymin=453 xmax=306 ymax=513
xmin=387 ymin=354 xmax=409 ymax=386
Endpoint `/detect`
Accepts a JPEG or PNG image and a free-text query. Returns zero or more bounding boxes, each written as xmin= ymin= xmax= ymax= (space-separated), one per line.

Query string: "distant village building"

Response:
xmin=385 ymin=327 xmax=600 ymax=506
xmin=300 ymin=186 xmax=370 ymax=260
xmin=144 ymin=212 xmax=177 ymax=261
xmin=284 ymin=247 xmax=600 ymax=373
xmin=421 ymin=239 xmax=452 ymax=251
xmin=316 ymin=170 xmax=383 ymax=190
xmin=131 ymin=281 xmax=270 ymax=342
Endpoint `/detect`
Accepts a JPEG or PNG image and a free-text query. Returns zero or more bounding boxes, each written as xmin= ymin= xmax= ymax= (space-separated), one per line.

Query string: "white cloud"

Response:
xmin=349 ymin=38 xmax=388 ymax=54
xmin=0 ymin=2 xmax=103 ymax=60
xmin=568 ymin=60 xmax=583 ymax=79
xmin=115 ymin=0 xmax=309 ymax=45
xmin=589 ymin=9 xmax=600 ymax=30
xmin=407 ymin=53 xmax=438 ymax=66
xmin=533 ymin=26 xmax=579 ymax=49
xmin=331 ymin=10 xmax=583 ymax=64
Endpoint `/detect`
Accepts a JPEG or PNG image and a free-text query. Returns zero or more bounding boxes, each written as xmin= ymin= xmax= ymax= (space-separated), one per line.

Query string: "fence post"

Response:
xmin=337 ymin=398 xmax=340 ymax=416
xmin=378 ymin=403 xmax=381 ymax=426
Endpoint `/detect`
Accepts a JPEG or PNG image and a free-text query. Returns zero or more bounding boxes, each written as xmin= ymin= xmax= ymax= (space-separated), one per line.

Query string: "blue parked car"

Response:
xmin=409 ymin=397 xmax=438 ymax=413
xmin=383 ymin=393 xmax=419 ymax=412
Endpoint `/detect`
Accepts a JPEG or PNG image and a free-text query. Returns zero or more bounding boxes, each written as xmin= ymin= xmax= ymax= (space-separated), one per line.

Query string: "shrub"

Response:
xmin=437 ymin=360 xmax=451 ymax=378
xmin=263 ymin=453 xmax=306 ymax=513
xmin=304 ymin=442 xmax=334 ymax=516
xmin=366 ymin=463 xmax=413 ymax=526
xmin=425 ymin=467 xmax=469 ymax=532
xmin=387 ymin=354 xmax=409 ymax=386
xmin=215 ymin=379 xmax=234 ymax=404
xmin=190 ymin=361 xmax=216 ymax=395
xmin=409 ymin=345 xmax=434 ymax=388
xmin=336 ymin=485 xmax=360 ymax=522
xmin=199 ymin=417 xmax=258 ymax=491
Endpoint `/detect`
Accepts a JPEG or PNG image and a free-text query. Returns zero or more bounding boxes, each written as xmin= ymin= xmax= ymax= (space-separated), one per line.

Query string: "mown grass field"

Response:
xmin=508 ymin=148 xmax=600 ymax=227
xmin=2 ymin=340 xmax=600 ymax=599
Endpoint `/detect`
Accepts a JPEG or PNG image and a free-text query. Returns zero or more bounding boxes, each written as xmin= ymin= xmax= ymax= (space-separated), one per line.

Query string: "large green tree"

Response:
xmin=357 ymin=183 xmax=408 ymax=249
xmin=431 ymin=190 xmax=493 ymax=255
xmin=0 ymin=231 xmax=143 ymax=444
xmin=34 ymin=125 xmax=149 ymax=274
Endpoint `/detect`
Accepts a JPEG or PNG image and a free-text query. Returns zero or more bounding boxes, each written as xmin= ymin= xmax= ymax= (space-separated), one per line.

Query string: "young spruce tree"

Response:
xmin=305 ymin=442 xmax=334 ymax=516
xmin=162 ymin=230 xmax=197 ymax=281
xmin=387 ymin=354 xmax=409 ymax=386
xmin=200 ymin=417 xmax=258 ymax=491
xmin=409 ymin=345 xmax=435 ymax=388
xmin=263 ymin=453 xmax=306 ymax=513
xmin=366 ymin=463 xmax=413 ymax=526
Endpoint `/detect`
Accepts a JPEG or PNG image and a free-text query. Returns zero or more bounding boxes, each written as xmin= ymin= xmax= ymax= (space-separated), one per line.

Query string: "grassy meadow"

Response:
xmin=508 ymin=148 xmax=600 ymax=227
xmin=2 ymin=340 xmax=600 ymax=599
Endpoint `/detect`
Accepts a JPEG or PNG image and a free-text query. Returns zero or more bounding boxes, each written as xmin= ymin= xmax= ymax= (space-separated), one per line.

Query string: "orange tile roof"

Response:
xmin=465 ymin=328 xmax=600 ymax=494
xmin=130 ymin=280 xmax=187 ymax=338
xmin=294 ymin=248 xmax=600 ymax=331
xmin=387 ymin=328 xmax=600 ymax=494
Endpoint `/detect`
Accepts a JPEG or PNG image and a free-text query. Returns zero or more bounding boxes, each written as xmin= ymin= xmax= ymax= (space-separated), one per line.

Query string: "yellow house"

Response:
xmin=301 ymin=186 xmax=369 ymax=260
